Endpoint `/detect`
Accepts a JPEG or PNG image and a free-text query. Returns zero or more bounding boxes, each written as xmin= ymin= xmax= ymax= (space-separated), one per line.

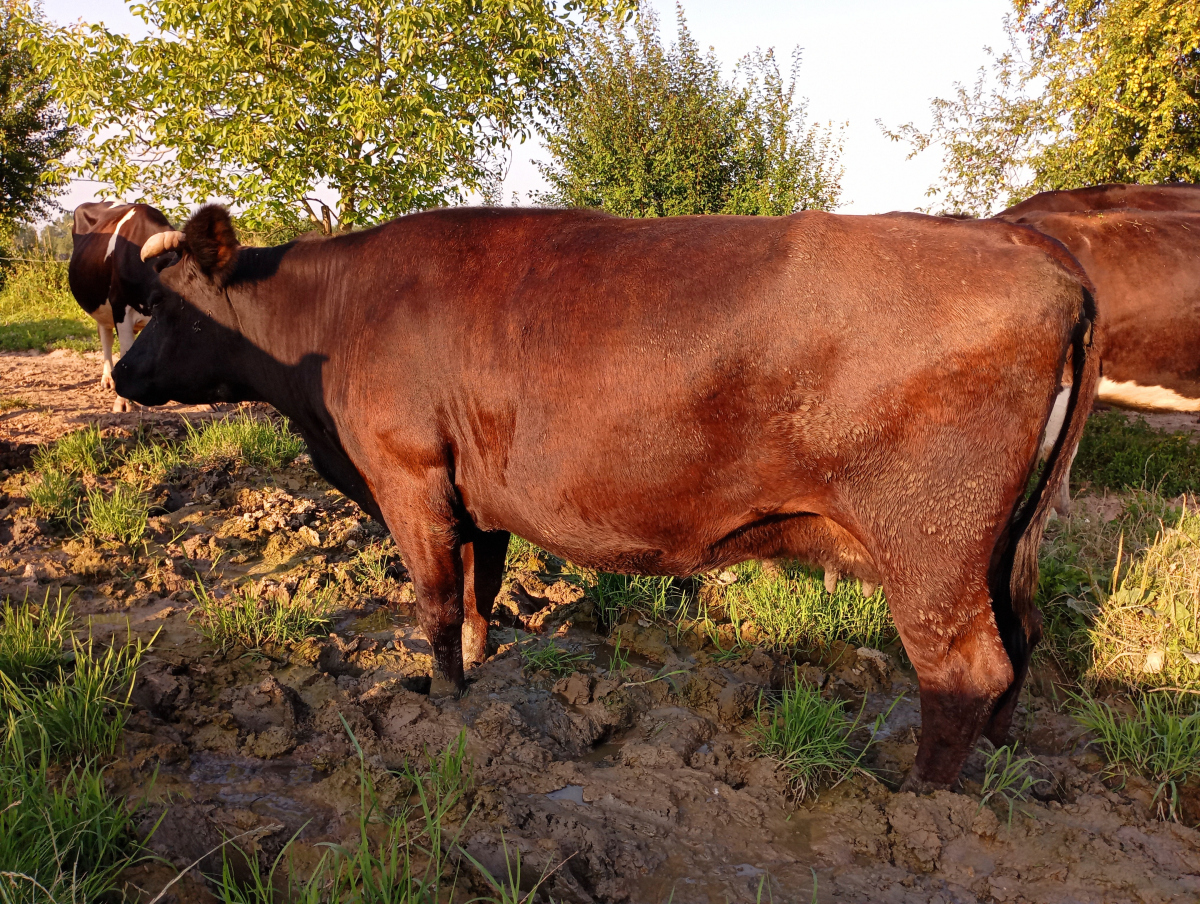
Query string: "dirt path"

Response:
xmin=2 ymin=352 xmax=1199 ymax=904
xmin=0 ymin=349 xmax=221 ymax=459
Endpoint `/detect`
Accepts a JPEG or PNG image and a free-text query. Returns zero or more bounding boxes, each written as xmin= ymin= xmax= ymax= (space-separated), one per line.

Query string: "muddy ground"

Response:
xmin=2 ymin=348 xmax=1200 ymax=904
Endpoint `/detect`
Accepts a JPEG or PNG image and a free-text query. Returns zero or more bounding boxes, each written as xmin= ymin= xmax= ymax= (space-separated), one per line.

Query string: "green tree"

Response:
xmin=29 ymin=0 xmax=632 ymax=234
xmin=537 ymin=8 xmax=843 ymax=216
xmin=886 ymin=0 xmax=1200 ymax=215
xmin=0 ymin=1 xmax=73 ymax=235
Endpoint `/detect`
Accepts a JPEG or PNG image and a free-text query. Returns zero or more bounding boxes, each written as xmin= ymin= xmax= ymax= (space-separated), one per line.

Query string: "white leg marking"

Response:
xmin=97 ymin=322 xmax=116 ymax=391
xmin=1098 ymin=377 xmax=1200 ymax=412
xmin=1040 ymin=385 xmax=1072 ymax=460
xmin=105 ymin=208 xmax=138 ymax=260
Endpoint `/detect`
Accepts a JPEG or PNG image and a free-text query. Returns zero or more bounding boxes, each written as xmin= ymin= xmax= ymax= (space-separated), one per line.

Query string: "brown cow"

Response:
xmin=1000 ymin=183 xmax=1200 ymax=218
xmin=999 ymin=210 xmax=1200 ymax=412
xmin=69 ymin=201 xmax=178 ymax=411
xmin=116 ymin=205 xmax=1097 ymax=788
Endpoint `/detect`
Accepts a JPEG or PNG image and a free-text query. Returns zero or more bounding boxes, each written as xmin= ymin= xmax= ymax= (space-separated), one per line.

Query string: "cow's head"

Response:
xmin=114 ymin=205 xmax=250 ymax=405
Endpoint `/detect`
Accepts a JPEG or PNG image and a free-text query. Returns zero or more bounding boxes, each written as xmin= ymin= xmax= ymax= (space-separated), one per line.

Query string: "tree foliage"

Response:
xmin=0 ymin=1 xmax=73 ymax=234
xmin=29 ymin=0 xmax=632 ymax=234
xmin=537 ymin=8 xmax=843 ymax=216
xmin=886 ymin=0 xmax=1200 ymax=215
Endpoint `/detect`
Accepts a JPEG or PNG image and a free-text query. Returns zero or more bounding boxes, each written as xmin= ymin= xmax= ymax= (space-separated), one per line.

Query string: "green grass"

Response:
xmin=1073 ymin=410 xmax=1200 ymax=498
xmin=0 ymin=397 xmax=32 ymax=411
xmin=978 ymin=745 xmax=1039 ymax=826
xmin=0 ymin=260 xmax=98 ymax=352
xmin=352 ymin=542 xmax=400 ymax=596
xmin=190 ymin=582 xmax=334 ymax=653
xmin=121 ymin=439 xmax=184 ymax=487
xmin=748 ymin=668 xmax=889 ymax=800
xmin=0 ymin=595 xmax=70 ymax=687
xmin=591 ymin=573 xmax=676 ymax=630
xmin=1072 ymin=693 xmax=1200 ymax=820
xmin=0 ymin=759 xmax=146 ymax=904
xmin=518 ymin=635 xmax=592 ymax=677
xmin=1036 ymin=493 xmax=1200 ymax=692
xmin=184 ymin=412 xmax=305 ymax=471
xmin=0 ymin=593 xmax=149 ymax=904
xmin=83 ymin=483 xmax=149 ymax=547
xmin=33 ymin=426 xmax=108 ymax=476
xmin=724 ymin=560 xmax=896 ymax=652
xmin=1 ymin=636 xmax=143 ymax=763
xmin=208 ymin=723 xmax=485 ymax=904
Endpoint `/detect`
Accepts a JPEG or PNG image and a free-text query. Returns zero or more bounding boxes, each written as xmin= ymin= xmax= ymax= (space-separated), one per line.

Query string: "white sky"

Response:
xmin=42 ymin=0 xmax=1011 ymax=218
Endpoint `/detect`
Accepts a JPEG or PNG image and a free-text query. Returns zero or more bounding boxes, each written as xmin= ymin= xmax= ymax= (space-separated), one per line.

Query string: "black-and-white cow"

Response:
xmin=68 ymin=202 xmax=177 ymax=412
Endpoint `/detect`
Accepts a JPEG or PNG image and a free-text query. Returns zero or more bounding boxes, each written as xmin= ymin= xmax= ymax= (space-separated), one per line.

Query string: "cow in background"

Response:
xmin=69 ymin=202 xmax=177 ymax=412
xmin=1000 ymin=183 xmax=1200 ymax=218
xmin=1001 ymin=209 xmax=1200 ymax=412
xmin=997 ymin=185 xmax=1200 ymax=512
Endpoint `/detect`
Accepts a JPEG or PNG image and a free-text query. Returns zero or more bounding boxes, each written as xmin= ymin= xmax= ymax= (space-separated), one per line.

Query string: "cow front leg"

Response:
xmin=98 ymin=324 xmax=116 ymax=391
xmin=112 ymin=314 xmax=139 ymax=413
xmin=462 ymin=530 xmax=510 ymax=668
xmin=379 ymin=477 xmax=468 ymax=696
xmin=889 ymin=580 xmax=1015 ymax=790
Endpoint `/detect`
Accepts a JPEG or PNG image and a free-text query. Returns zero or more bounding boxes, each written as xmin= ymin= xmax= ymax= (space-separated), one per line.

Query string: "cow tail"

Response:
xmin=991 ymin=285 xmax=1099 ymax=671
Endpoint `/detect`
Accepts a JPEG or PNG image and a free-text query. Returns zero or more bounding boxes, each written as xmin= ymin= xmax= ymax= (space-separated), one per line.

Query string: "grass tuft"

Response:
xmin=25 ymin=469 xmax=81 ymax=524
xmin=0 ymin=594 xmax=148 ymax=903
xmin=121 ymin=439 xmax=184 ymax=487
xmin=724 ymin=560 xmax=895 ymax=652
xmin=33 ymin=426 xmax=107 ymax=476
xmin=190 ymin=582 xmax=334 ymax=653
xmin=518 ymin=635 xmax=592 ymax=677
xmin=83 ymin=483 xmax=149 ymax=547
xmin=749 ymin=668 xmax=890 ymax=800
xmin=184 ymin=413 xmax=305 ymax=471
xmin=0 ymin=595 xmax=71 ymax=687
xmin=1072 ymin=692 xmax=1200 ymax=821
xmin=978 ymin=745 xmax=1039 ymax=826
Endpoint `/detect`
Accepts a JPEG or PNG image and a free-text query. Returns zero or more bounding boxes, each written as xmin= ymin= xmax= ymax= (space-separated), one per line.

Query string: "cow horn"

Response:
xmin=140 ymin=230 xmax=186 ymax=261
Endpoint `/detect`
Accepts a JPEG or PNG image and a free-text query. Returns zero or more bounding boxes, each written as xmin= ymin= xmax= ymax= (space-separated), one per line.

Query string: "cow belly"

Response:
xmin=1098 ymin=377 xmax=1200 ymax=412
xmin=89 ymin=302 xmax=151 ymax=333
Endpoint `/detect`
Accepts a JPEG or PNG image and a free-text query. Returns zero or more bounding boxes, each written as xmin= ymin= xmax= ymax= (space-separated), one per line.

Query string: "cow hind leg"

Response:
xmin=889 ymin=576 xmax=1015 ymax=790
xmin=462 ymin=530 xmax=510 ymax=668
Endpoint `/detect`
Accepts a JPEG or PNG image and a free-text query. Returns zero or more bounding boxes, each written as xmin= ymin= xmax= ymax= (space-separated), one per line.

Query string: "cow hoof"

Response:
xmin=428 ymin=672 xmax=464 ymax=700
xmin=861 ymin=580 xmax=878 ymax=598
xmin=899 ymin=772 xmax=953 ymax=795
xmin=111 ymin=397 xmax=138 ymax=413
xmin=100 ymin=376 xmax=116 ymax=392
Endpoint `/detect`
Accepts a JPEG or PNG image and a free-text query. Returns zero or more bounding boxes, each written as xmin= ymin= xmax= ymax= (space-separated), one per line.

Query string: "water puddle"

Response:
xmin=581 ymin=738 xmax=625 ymax=766
xmin=180 ymin=755 xmax=320 ymax=824
xmin=545 ymin=784 xmax=587 ymax=805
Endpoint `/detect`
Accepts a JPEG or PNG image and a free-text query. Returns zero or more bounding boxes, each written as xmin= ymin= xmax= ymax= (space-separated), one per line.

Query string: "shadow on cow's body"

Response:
xmin=115 ymin=205 xmax=1098 ymax=788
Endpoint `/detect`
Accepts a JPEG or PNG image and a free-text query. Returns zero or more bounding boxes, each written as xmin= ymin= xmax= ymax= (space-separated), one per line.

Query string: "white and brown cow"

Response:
xmin=997 ymin=187 xmax=1200 ymax=512
xmin=68 ymin=202 xmax=177 ymax=412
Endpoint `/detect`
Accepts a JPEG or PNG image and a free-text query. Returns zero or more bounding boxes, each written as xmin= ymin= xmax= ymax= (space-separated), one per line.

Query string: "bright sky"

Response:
xmin=43 ymin=0 xmax=1011 ymax=217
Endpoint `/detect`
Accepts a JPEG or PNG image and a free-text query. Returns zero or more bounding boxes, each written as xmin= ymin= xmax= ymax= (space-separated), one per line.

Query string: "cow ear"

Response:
xmin=183 ymin=205 xmax=239 ymax=283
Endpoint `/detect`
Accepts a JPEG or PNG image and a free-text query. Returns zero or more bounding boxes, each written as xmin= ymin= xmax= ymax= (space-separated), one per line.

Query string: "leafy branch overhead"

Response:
xmin=537 ymin=7 xmax=844 ymax=216
xmin=883 ymin=0 xmax=1200 ymax=215
xmin=0 ymin=1 xmax=74 ymax=232
xmin=27 ymin=0 xmax=634 ymax=234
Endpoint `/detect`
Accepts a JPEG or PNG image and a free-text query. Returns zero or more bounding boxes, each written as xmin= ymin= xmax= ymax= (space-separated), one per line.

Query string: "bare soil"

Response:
xmin=2 ymin=349 xmax=1200 ymax=904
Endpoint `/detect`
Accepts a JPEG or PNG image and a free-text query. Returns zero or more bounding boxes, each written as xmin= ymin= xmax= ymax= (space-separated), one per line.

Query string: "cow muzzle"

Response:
xmin=140 ymin=231 xmax=187 ymax=261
